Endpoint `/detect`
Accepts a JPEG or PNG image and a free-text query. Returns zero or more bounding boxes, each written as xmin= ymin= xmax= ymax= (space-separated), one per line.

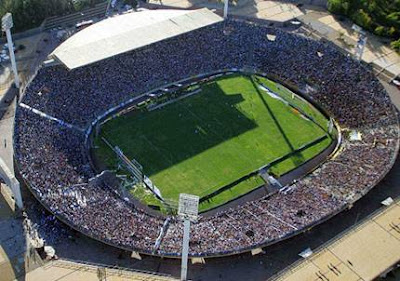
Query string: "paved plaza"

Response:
xmin=0 ymin=188 xmax=27 ymax=281
xmin=273 ymin=200 xmax=400 ymax=281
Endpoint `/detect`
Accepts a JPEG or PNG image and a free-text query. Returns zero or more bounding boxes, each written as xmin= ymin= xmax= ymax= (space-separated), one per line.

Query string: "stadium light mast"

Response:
xmin=105 ymin=0 xmax=112 ymax=17
xmin=178 ymin=193 xmax=199 ymax=281
xmin=2 ymin=13 xmax=20 ymax=89
xmin=356 ymin=33 xmax=367 ymax=61
xmin=223 ymin=0 xmax=229 ymax=18
xmin=352 ymin=24 xmax=367 ymax=62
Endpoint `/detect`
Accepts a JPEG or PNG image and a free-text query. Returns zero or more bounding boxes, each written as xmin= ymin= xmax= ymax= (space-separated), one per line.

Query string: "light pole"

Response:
xmin=2 ymin=13 xmax=20 ymax=89
xmin=105 ymin=0 xmax=112 ymax=17
xmin=178 ymin=193 xmax=199 ymax=281
xmin=224 ymin=0 xmax=229 ymax=18
xmin=352 ymin=24 xmax=367 ymax=62
xmin=356 ymin=33 xmax=367 ymax=61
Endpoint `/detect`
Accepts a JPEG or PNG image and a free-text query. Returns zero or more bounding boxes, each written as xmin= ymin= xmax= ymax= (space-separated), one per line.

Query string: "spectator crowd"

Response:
xmin=14 ymin=18 xmax=399 ymax=256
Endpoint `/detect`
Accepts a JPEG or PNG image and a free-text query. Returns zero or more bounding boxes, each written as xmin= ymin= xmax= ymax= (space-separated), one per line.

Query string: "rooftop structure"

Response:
xmin=51 ymin=8 xmax=223 ymax=69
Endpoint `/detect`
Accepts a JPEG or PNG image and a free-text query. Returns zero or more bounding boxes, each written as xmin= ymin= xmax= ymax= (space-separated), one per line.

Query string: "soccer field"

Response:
xmin=95 ymin=74 xmax=332 ymax=212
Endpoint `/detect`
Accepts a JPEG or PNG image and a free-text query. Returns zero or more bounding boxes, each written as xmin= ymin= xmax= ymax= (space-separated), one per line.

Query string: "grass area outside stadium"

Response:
xmin=94 ymin=73 xmax=332 ymax=213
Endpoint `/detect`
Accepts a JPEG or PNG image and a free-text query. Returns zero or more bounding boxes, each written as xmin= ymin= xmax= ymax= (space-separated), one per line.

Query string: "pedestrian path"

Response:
xmin=148 ymin=0 xmax=304 ymax=22
xmin=24 ymin=259 xmax=178 ymax=281
xmin=271 ymin=199 xmax=400 ymax=281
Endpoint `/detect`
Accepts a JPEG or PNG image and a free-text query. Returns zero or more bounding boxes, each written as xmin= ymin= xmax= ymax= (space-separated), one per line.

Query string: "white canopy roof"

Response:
xmin=52 ymin=8 xmax=223 ymax=69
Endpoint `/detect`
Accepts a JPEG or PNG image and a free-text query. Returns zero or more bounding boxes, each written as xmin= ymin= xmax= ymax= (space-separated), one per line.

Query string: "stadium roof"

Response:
xmin=51 ymin=8 xmax=223 ymax=69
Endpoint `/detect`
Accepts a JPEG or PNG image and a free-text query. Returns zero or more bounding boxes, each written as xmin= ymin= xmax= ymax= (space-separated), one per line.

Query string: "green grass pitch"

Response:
xmin=95 ymin=74 xmax=331 ymax=212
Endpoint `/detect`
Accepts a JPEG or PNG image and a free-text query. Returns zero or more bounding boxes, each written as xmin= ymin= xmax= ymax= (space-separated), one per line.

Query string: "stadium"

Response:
xmin=13 ymin=8 xmax=400 ymax=259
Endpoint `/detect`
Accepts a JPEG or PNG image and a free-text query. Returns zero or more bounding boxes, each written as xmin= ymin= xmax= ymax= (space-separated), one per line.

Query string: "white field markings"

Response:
xmin=148 ymin=88 xmax=202 ymax=111
xmin=258 ymin=87 xmax=328 ymax=156
xmin=104 ymin=79 xmax=318 ymax=198
xmin=139 ymin=135 xmax=176 ymax=186
xmin=102 ymin=123 xmax=183 ymax=191
xmin=108 ymin=84 xmax=287 ymax=198
xmin=112 ymin=100 xmax=253 ymax=197
xmin=139 ymin=134 xmax=191 ymax=194
xmin=251 ymin=82 xmax=297 ymax=152
xmin=177 ymin=101 xmax=268 ymax=196
xmin=259 ymin=78 xmax=328 ymax=129
xmin=245 ymin=81 xmax=257 ymax=122
xmin=258 ymin=84 xmax=288 ymax=104
xmin=19 ymin=103 xmax=85 ymax=132
xmin=185 ymin=104 xmax=262 ymax=182
xmin=181 ymin=102 xmax=256 ymax=169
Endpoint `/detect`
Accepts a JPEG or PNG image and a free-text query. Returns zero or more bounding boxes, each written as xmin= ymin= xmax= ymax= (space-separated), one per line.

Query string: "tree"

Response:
xmin=352 ymin=9 xmax=372 ymax=29
xmin=391 ymin=39 xmax=400 ymax=53
xmin=327 ymin=0 xmax=400 ymax=53
xmin=327 ymin=0 xmax=349 ymax=15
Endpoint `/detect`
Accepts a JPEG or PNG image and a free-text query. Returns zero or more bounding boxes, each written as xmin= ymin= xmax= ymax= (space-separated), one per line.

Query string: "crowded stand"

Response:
xmin=14 ymin=18 xmax=399 ymax=256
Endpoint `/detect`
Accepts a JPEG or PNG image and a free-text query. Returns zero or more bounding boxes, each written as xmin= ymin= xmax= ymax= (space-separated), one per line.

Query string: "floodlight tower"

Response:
xmin=352 ymin=24 xmax=367 ymax=62
xmin=2 ymin=13 xmax=20 ymax=89
xmin=178 ymin=193 xmax=199 ymax=281
xmin=224 ymin=0 xmax=229 ymax=18
xmin=356 ymin=33 xmax=367 ymax=61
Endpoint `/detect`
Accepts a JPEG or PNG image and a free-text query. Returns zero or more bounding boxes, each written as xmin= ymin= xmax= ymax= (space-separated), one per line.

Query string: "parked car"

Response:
xmin=392 ymin=77 xmax=400 ymax=90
